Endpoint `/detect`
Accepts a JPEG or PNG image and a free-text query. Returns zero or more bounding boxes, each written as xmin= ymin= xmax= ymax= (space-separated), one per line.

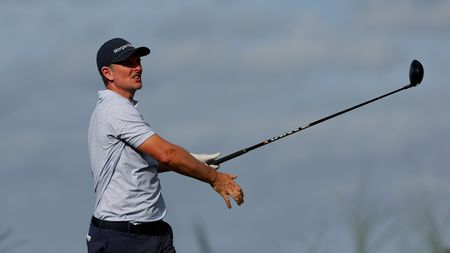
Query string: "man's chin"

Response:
xmin=135 ymin=81 xmax=143 ymax=89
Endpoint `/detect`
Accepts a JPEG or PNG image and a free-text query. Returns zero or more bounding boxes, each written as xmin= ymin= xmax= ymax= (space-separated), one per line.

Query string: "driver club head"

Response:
xmin=409 ymin=59 xmax=424 ymax=86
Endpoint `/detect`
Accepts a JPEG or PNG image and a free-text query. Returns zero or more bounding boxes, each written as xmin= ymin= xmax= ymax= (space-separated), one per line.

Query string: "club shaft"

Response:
xmin=211 ymin=84 xmax=413 ymax=165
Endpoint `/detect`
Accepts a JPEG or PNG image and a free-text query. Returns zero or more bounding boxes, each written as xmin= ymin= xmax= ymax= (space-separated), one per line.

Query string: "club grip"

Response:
xmin=208 ymin=149 xmax=247 ymax=165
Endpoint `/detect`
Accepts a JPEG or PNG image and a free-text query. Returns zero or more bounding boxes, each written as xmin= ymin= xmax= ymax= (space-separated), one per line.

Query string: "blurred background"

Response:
xmin=1 ymin=0 xmax=449 ymax=252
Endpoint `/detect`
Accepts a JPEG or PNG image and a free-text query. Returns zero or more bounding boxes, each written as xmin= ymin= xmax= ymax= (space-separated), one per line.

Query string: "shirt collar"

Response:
xmin=98 ymin=89 xmax=138 ymax=106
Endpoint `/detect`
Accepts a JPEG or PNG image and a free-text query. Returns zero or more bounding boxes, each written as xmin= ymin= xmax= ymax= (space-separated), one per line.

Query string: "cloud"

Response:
xmin=241 ymin=17 xmax=402 ymax=75
xmin=353 ymin=0 xmax=450 ymax=35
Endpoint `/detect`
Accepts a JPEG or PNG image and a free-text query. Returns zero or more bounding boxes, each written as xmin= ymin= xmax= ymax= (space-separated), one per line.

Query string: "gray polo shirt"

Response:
xmin=88 ymin=89 xmax=166 ymax=222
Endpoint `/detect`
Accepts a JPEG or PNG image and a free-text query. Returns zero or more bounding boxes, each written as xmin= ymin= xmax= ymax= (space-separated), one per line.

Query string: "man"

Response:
xmin=87 ymin=38 xmax=244 ymax=253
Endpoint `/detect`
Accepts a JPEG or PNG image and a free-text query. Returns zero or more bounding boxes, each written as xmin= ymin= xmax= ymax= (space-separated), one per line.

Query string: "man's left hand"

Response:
xmin=190 ymin=152 xmax=221 ymax=170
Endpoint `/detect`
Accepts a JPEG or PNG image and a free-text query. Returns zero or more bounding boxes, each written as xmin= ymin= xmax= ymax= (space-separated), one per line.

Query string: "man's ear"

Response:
xmin=101 ymin=66 xmax=114 ymax=82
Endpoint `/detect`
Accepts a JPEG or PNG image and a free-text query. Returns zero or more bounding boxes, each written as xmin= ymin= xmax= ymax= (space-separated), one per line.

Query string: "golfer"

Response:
xmin=86 ymin=38 xmax=244 ymax=253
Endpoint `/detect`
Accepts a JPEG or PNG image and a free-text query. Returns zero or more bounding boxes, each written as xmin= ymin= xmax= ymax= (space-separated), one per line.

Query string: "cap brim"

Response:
xmin=111 ymin=46 xmax=150 ymax=63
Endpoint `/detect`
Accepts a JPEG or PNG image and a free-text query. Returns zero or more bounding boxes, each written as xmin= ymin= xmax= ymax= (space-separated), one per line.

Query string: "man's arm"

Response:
xmin=158 ymin=153 xmax=220 ymax=172
xmin=137 ymin=134 xmax=244 ymax=208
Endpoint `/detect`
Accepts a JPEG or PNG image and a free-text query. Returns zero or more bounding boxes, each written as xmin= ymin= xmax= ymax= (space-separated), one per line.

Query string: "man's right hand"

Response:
xmin=210 ymin=171 xmax=244 ymax=209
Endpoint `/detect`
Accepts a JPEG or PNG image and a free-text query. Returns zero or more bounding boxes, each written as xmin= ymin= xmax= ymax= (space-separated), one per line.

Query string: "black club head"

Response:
xmin=409 ymin=59 xmax=424 ymax=86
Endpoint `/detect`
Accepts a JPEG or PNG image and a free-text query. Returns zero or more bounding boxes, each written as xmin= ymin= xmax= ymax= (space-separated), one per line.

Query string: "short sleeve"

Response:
xmin=110 ymin=103 xmax=155 ymax=148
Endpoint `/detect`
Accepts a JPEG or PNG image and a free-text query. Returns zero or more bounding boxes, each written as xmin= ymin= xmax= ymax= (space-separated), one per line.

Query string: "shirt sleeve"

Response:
xmin=110 ymin=103 xmax=155 ymax=148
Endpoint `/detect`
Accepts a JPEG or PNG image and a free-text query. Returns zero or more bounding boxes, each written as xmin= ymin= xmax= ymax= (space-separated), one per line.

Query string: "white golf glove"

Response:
xmin=190 ymin=152 xmax=221 ymax=170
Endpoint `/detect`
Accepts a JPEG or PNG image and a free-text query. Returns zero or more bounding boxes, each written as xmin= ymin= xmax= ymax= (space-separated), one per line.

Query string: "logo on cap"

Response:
xmin=113 ymin=43 xmax=133 ymax=54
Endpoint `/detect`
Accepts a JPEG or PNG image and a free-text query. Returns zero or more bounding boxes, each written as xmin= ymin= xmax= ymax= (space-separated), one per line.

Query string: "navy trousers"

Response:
xmin=86 ymin=221 xmax=176 ymax=253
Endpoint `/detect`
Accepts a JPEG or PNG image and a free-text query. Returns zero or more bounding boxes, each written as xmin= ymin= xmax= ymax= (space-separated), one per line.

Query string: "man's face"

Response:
xmin=109 ymin=55 xmax=143 ymax=92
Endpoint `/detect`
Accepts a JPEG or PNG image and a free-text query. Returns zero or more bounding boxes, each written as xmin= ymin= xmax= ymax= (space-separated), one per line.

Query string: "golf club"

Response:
xmin=208 ymin=59 xmax=424 ymax=166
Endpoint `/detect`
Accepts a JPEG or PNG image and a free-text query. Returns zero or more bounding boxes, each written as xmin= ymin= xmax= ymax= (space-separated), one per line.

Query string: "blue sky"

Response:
xmin=1 ymin=0 xmax=449 ymax=252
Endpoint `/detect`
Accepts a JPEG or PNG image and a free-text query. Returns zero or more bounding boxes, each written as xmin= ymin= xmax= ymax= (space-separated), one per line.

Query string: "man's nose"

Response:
xmin=133 ymin=63 xmax=142 ymax=71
